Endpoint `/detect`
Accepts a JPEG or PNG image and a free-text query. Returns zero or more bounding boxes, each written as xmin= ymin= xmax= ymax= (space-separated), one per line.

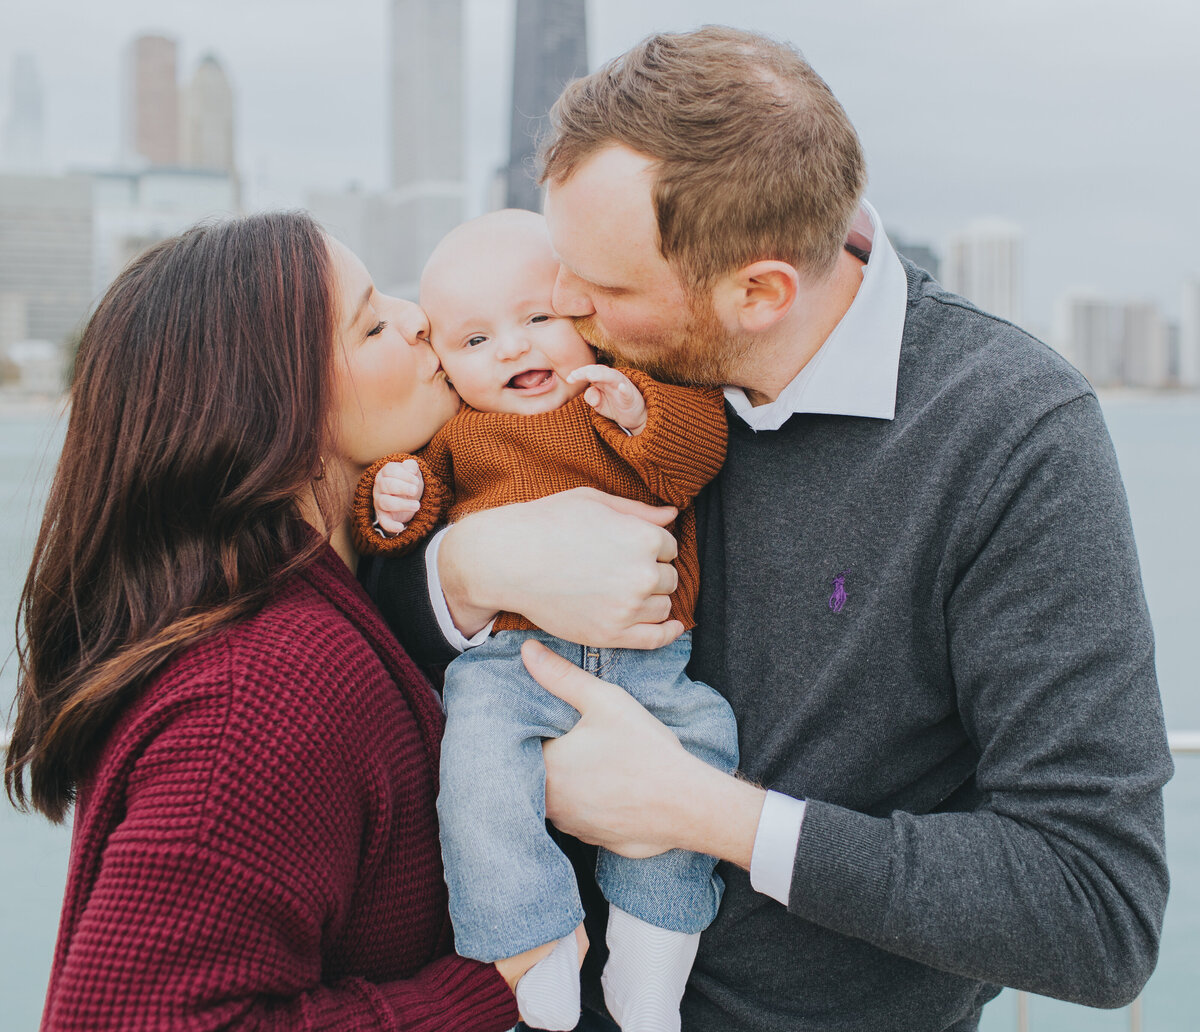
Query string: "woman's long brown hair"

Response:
xmin=5 ymin=211 xmax=340 ymax=821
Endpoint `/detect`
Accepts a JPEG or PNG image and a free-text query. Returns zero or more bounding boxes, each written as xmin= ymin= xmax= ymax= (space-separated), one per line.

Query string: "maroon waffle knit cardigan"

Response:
xmin=40 ymin=543 xmax=518 ymax=1031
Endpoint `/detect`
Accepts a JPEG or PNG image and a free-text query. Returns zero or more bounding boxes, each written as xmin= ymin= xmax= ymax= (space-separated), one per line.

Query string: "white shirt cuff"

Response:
xmin=749 ymin=790 xmax=807 ymax=906
xmin=425 ymin=526 xmax=494 ymax=652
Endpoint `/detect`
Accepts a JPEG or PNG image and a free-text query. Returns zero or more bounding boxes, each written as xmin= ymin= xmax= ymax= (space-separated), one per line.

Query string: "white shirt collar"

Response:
xmin=723 ymin=200 xmax=908 ymax=431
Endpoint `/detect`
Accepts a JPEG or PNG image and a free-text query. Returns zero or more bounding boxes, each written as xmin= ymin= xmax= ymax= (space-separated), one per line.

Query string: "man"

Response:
xmin=365 ymin=26 xmax=1172 ymax=1032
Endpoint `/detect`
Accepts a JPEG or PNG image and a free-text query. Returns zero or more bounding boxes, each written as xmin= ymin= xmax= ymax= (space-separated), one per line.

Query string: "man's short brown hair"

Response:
xmin=540 ymin=26 xmax=867 ymax=289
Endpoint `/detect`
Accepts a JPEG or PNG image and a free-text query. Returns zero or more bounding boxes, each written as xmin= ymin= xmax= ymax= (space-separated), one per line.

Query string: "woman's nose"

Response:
xmin=552 ymin=266 xmax=596 ymax=317
xmin=380 ymin=294 xmax=430 ymax=345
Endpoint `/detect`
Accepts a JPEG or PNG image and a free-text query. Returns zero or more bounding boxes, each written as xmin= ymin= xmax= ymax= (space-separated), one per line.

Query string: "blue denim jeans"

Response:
xmin=437 ymin=629 xmax=739 ymax=961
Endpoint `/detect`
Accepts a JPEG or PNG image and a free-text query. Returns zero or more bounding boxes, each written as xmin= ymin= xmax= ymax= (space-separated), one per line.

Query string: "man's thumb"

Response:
xmin=522 ymin=640 xmax=593 ymax=713
xmin=591 ymin=491 xmax=677 ymax=527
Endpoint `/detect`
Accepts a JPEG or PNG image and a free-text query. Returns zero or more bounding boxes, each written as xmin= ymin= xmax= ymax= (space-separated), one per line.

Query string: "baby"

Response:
xmin=352 ymin=209 xmax=738 ymax=1032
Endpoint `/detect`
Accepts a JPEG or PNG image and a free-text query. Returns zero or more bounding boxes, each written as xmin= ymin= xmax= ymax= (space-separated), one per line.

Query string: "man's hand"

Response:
xmin=439 ymin=488 xmax=685 ymax=647
xmin=566 ymin=364 xmax=648 ymax=435
xmin=373 ymin=458 xmax=424 ymax=536
xmin=525 ymin=640 xmax=766 ymax=868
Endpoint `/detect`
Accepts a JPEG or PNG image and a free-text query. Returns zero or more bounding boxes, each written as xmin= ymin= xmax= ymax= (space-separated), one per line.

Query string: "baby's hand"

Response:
xmin=373 ymin=458 xmax=424 ymax=536
xmin=566 ymin=365 xmax=648 ymax=435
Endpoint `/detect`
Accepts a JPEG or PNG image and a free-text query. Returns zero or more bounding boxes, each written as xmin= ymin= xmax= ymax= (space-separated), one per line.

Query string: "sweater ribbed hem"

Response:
xmin=378 ymin=954 xmax=519 ymax=1031
xmin=789 ymin=799 xmax=893 ymax=939
xmin=353 ymin=452 xmax=451 ymax=557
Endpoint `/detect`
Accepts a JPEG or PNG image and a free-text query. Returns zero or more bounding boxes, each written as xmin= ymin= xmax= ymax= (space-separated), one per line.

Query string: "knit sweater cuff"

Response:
xmin=377 ymin=953 xmax=518 ymax=1032
xmin=351 ymin=453 xmax=451 ymax=557
xmin=589 ymin=369 xmax=727 ymax=505
xmin=786 ymin=799 xmax=894 ymax=941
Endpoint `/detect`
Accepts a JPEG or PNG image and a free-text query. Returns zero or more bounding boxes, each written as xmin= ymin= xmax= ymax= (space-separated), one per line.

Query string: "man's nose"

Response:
xmin=552 ymin=266 xmax=596 ymax=318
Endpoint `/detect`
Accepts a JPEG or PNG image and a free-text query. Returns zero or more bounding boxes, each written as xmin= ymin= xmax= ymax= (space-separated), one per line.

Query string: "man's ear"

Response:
xmin=718 ymin=260 xmax=799 ymax=333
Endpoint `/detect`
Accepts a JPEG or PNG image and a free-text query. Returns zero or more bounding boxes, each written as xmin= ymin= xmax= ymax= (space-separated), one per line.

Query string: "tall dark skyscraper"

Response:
xmin=504 ymin=0 xmax=588 ymax=212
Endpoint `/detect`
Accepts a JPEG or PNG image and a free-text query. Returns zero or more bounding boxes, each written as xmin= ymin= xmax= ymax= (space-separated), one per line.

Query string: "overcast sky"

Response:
xmin=2 ymin=0 xmax=1199 ymax=332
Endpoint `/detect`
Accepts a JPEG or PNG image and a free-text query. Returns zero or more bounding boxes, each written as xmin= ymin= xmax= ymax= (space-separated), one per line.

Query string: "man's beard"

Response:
xmin=572 ymin=295 xmax=755 ymax=388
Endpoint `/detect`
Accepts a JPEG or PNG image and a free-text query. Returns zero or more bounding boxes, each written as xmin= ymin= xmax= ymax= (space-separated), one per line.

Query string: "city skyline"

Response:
xmin=1 ymin=0 xmax=1199 ymax=335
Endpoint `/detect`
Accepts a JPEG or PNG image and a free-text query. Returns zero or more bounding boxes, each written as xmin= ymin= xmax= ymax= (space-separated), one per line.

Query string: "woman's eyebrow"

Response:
xmin=345 ymin=284 xmax=373 ymax=331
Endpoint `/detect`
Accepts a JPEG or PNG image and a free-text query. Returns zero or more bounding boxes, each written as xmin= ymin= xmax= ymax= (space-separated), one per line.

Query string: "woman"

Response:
xmin=3 ymin=212 xmax=545 ymax=1029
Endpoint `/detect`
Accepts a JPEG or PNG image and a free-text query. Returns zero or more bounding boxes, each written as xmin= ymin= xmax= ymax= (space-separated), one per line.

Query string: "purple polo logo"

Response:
xmin=829 ymin=570 xmax=849 ymax=613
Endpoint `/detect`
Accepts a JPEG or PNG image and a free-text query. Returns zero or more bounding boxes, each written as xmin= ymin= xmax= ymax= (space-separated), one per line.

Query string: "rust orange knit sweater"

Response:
xmin=352 ymin=368 xmax=727 ymax=632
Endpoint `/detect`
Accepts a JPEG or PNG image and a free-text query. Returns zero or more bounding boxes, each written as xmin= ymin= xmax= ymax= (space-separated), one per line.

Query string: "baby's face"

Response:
xmin=420 ymin=226 xmax=596 ymax=416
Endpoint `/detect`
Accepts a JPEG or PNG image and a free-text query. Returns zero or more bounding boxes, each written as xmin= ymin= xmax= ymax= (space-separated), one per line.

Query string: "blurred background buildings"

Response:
xmin=1 ymin=33 xmax=240 ymax=396
xmin=500 ymin=0 xmax=588 ymax=212
xmin=1 ymin=2 xmax=1198 ymax=397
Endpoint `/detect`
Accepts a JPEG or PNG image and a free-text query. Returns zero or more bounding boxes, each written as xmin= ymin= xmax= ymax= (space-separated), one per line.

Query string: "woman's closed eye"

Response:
xmin=366 ymin=320 xmax=387 ymax=337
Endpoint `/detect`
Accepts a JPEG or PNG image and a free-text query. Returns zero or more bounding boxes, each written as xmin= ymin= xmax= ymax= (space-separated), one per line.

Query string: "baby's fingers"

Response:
xmin=567 ymin=364 xmax=628 ymax=387
xmin=376 ymin=468 xmax=423 ymax=499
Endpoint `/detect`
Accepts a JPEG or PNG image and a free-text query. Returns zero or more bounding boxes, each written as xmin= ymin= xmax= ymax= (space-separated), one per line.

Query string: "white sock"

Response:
xmin=601 ymin=905 xmax=700 ymax=1032
xmin=515 ymin=932 xmax=581 ymax=1031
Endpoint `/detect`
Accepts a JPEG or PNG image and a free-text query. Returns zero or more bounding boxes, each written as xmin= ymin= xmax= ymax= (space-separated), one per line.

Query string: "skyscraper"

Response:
xmin=124 ymin=35 xmax=180 ymax=167
xmin=1120 ymin=301 xmax=1170 ymax=388
xmin=1052 ymin=291 xmax=1172 ymax=388
xmin=890 ymin=234 xmax=940 ymax=282
xmin=180 ymin=55 xmax=235 ymax=174
xmin=0 ymin=174 xmax=93 ymax=362
xmin=1180 ymin=276 xmax=1200 ymax=388
xmin=944 ymin=219 xmax=1023 ymax=325
xmin=386 ymin=0 xmax=465 ymax=295
xmin=2 ymin=53 xmax=45 ymax=172
xmin=504 ymin=0 xmax=588 ymax=212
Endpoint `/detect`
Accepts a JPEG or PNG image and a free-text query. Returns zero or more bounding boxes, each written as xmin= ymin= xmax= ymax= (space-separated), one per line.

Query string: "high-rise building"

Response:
xmin=0 ymin=174 xmax=93 ymax=380
xmin=387 ymin=0 xmax=465 ymax=296
xmin=890 ymin=235 xmax=940 ymax=282
xmin=308 ymin=186 xmax=418 ymax=299
xmin=944 ymin=219 xmax=1023 ymax=324
xmin=91 ymin=167 xmax=240 ymax=297
xmin=1181 ymin=276 xmax=1200 ymax=388
xmin=1120 ymin=301 xmax=1170 ymax=388
xmin=124 ymin=35 xmax=180 ymax=167
xmin=2 ymin=53 xmax=45 ymax=172
xmin=503 ymin=0 xmax=588 ymax=212
xmin=1053 ymin=292 xmax=1122 ymax=386
xmin=1052 ymin=291 xmax=1172 ymax=388
xmin=180 ymin=55 xmax=235 ymax=175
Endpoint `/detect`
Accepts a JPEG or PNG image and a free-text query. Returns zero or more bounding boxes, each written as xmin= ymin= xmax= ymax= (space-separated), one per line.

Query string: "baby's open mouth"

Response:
xmin=507 ymin=369 xmax=554 ymax=390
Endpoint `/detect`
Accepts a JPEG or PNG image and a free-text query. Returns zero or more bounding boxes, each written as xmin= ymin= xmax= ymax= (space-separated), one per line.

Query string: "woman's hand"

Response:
xmin=493 ymin=923 xmax=588 ymax=996
xmin=439 ymin=488 xmax=685 ymax=647
xmin=525 ymin=641 xmax=766 ymax=866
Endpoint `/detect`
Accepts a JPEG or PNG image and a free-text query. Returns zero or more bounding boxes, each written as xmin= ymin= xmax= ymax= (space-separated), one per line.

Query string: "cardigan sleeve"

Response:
xmin=43 ymin=644 xmax=516 ymax=1032
xmin=589 ymin=368 xmax=727 ymax=507
xmin=351 ymin=430 xmax=455 ymax=558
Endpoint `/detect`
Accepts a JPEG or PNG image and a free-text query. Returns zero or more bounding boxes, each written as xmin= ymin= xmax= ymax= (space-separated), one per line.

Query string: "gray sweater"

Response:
xmin=682 ymin=261 xmax=1172 ymax=1030
xmin=363 ymin=261 xmax=1172 ymax=1032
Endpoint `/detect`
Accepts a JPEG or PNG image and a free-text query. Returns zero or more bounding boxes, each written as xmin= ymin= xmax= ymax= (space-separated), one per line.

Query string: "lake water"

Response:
xmin=1 ymin=394 xmax=1197 ymax=1031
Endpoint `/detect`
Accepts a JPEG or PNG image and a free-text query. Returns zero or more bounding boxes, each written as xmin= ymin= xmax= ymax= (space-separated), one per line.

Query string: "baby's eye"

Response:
xmin=465 ymin=335 xmax=487 ymax=348
xmin=367 ymin=320 xmax=387 ymax=337
xmin=529 ymin=315 xmax=550 ymax=324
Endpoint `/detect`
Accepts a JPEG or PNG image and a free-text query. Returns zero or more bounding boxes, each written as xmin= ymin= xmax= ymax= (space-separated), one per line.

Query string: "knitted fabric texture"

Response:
xmin=352 ymin=368 xmax=727 ymax=632
xmin=41 ymin=543 xmax=519 ymax=1032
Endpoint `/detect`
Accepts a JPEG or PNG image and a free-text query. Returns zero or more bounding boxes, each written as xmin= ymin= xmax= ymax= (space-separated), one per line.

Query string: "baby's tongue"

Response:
xmin=511 ymin=369 xmax=552 ymax=389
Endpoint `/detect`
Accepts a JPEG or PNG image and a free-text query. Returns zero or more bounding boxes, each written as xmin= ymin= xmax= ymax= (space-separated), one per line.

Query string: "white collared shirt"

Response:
xmin=426 ymin=200 xmax=909 ymax=908
xmin=724 ymin=200 xmax=907 ymax=431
